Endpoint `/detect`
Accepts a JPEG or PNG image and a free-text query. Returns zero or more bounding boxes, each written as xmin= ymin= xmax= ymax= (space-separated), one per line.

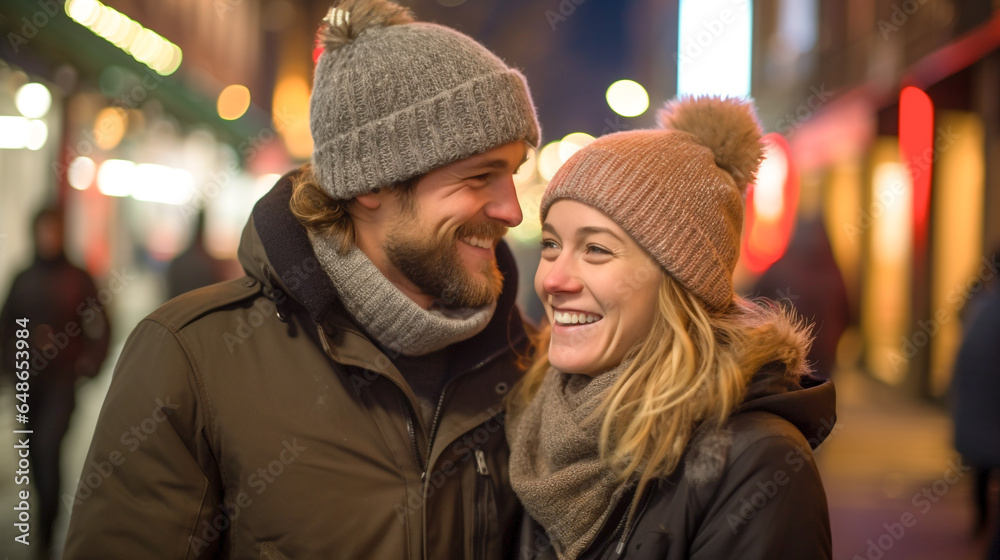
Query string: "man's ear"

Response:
xmin=354 ymin=191 xmax=383 ymax=211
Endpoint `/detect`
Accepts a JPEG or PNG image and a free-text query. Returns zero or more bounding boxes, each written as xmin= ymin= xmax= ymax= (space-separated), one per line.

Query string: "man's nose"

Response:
xmin=483 ymin=174 xmax=523 ymax=227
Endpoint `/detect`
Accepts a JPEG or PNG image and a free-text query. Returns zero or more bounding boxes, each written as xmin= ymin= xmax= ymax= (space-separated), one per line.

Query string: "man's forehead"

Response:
xmin=453 ymin=142 xmax=529 ymax=170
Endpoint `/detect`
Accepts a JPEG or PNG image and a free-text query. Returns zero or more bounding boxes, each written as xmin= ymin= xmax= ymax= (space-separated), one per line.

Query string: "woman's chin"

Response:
xmin=548 ymin=349 xmax=608 ymax=376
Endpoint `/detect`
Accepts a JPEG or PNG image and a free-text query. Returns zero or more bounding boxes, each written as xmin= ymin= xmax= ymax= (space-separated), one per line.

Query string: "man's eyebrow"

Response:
xmin=463 ymin=158 xmax=512 ymax=171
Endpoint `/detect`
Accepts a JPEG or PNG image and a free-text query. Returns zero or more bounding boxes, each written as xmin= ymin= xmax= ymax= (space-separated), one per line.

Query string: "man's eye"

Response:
xmin=468 ymin=173 xmax=490 ymax=182
xmin=540 ymin=239 xmax=559 ymax=250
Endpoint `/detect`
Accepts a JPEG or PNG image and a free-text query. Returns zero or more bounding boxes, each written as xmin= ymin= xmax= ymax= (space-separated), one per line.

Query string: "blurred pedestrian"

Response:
xmin=751 ymin=217 xmax=850 ymax=378
xmin=165 ymin=210 xmax=227 ymax=300
xmin=0 ymin=207 xmax=111 ymax=558
xmin=951 ymin=248 xmax=1000 ymax=560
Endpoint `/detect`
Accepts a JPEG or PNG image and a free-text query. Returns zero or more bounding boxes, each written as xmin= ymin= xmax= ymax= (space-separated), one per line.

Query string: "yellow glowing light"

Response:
xmin=513 ymin=147 xmax=538 ymax=187
xmin=25 ymin=120 xmax=48 ymax=150
xmin=537 ymin=141 xmax=564 ymax=182
xmin=0 ymin=117 xmax=46 ymax=150
xmin=68 ymin=157 xmax=97 ymax=190
xmin=272 ymin=75 xmax=313 ymax=159
xmin=131 ymin=164 xmax=195 ymax=205
xmin=15 ymin=83 xmax=52 ymax=119
xmin=94 ymin=107 xmax=128 ymax=151
xmin=752 ymin=141 xmax=789 ymax=221
xmin=606 ymin=80 xmax=649 ymax=118
xmin=67 ymin=0 xmax=100 ymax=25
xmin=871 ymin=162 xmax=911 ymax=263
xmin=218 ymin=85 xmax=251 ymax=121
xmin=0 ymin=117 xmax=30 ymax=149
xmin=97 ymin=159 xmax=135 ymax=197
xmin=558 ymin=132 xmax=595 ymax=163
xmin=155 ymin=43 xmax=183 ymax=76
xmin=65 ymin=0 xmax=182 ymax=76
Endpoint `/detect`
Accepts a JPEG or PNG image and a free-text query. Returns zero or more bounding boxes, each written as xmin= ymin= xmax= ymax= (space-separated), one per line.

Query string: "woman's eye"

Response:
xmin=540 ymin=239 xmax=559 ymax=251
xmin=586 ymin=245 xmax=612 ymax=255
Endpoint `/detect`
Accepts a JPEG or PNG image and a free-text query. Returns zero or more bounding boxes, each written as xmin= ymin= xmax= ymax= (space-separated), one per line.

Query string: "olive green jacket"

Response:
xmin=63 ymin=173 xmax=528 ymax=559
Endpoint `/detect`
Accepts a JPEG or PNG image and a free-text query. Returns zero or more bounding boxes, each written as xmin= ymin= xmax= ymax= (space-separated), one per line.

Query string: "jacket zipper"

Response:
xmin=596 ymin=507 xmax=631 ymax=560
xmin=473 ymin=448 xmax=491 ymax=560
xmin=318 ymin=323 xmax=520 ymax=559
xmin=603 ymin=490 xmax=653 ymax=560
xmin=405 ymin=406 xmax=425 ymax=476
xmin=419 ymin=331 xmax=523 ymax=486
xmin=417 ymin=345 xmax=512 ymax=560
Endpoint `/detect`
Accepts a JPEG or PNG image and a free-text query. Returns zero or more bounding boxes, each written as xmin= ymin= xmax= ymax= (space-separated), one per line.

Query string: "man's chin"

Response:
xmin=438 ymin=266 xmax=502 ymax=308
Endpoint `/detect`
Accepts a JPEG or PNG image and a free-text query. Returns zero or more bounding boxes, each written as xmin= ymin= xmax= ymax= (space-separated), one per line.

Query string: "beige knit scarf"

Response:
xmin=507 ymin=363 xmax=632 ymax=560
xmin=310 ymin=233 xmax=495 ymax=356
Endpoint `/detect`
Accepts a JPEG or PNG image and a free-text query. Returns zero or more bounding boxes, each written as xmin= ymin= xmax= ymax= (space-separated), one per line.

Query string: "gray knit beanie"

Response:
xmin=540 ymin=96 xmax=765 ymax=311
xmin=310 ymin=0 xmax=540 ymax=200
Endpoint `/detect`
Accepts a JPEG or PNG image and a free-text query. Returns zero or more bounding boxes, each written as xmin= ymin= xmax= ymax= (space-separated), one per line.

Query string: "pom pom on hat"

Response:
xmin=658 ymin=96 xmax=764 ymax=194
xmin=317 ymin=0 xmax=414 ymax=52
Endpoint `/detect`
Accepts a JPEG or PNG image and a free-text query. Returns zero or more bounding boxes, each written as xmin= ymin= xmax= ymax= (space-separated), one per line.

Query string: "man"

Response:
xmin=62 ymin=0 xmax=539 ymax=558
xmin=1 ymin=207 xmax=110 ymax=558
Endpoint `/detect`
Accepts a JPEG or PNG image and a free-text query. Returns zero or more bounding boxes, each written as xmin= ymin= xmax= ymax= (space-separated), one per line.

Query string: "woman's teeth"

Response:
xmin=554 ymin=311 xmax=602 ymax=325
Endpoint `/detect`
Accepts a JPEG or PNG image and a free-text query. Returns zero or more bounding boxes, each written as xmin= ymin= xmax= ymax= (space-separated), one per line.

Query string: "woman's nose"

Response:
xmin=540 ymin=257 xmax=583 ymax=295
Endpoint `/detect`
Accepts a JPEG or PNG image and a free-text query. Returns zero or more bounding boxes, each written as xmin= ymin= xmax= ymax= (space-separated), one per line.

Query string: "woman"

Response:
xmin=507 ymin=97 xmax=835 ymax=559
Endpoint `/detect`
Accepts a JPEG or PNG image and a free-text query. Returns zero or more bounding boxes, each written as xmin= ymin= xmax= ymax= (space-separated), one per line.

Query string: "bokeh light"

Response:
xmin=68 ymin=157 xmax=97 ymax=190
xmin=537 ymin=141 xmax=564 ymax=182
xmin=15 ymin=83 xmax=52 ymax=119
xmin=94 ymin=107 xmax=128 ymax=151
xmin=558 ymin=132 xmax=596 ymax=163
xmin=606 ymin=80 xmax=649 ymax=117
xmin=218 ymin=85 xmax=251 ymax=120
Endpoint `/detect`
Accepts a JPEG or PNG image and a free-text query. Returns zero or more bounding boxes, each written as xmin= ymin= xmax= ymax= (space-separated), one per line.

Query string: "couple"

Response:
xmin=63 ymin=0 xmax=835 ymax=558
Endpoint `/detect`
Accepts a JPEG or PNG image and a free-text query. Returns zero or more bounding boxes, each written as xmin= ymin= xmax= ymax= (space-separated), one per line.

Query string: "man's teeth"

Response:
xmin=554 ymin=311 xmax=602 ymax=325
xmin=462 ymin=236 xmax=492 ymax=249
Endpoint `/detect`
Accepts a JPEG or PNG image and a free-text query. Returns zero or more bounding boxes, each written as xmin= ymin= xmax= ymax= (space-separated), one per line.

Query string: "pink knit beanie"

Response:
xmin=540 ymin=96 xmax=765 ymax=310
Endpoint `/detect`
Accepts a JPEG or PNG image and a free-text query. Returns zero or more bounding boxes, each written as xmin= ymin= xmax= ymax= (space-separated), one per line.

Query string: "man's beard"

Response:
xmin=385 ymin=218 xmax=507 ymax=308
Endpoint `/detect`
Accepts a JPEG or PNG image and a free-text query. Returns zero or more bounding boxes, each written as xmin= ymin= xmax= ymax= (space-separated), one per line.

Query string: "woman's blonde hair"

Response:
xmin=512 ymin=271 xmax=810 ymax=500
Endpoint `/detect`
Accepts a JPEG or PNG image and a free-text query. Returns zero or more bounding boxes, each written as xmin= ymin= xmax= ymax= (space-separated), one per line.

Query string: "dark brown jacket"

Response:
xmin=516 ymin=364 xmax=836 ymax=560
xmin=64 ymin=174 xmax=528 ymax=559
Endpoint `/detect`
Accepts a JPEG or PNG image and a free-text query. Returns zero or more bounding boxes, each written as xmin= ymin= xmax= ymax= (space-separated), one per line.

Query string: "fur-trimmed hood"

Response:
xmin=683 ymin=310 xmax=836 ymax=487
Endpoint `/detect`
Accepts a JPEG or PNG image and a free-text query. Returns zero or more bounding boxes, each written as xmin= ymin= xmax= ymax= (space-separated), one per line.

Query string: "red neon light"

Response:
xmin=742 ymin=133 xmax=799 ymax=273
xmin=899 ymin=86 xmax=934 ymax=252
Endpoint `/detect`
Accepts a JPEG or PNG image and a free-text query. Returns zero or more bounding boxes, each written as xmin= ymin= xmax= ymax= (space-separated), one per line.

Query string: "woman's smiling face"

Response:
xmin=535 ymin=199 xmax=662 ymax=375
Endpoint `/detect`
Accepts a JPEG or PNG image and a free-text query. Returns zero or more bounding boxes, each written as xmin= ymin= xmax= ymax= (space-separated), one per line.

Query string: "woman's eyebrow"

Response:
xmin=576 ymin=226 xmax=624 ymax=243
xmin=541 ymin=223 xmax=625 ymax=243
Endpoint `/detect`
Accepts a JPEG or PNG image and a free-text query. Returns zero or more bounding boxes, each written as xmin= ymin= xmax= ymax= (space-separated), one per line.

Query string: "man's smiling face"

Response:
xmin=382 ymin=140 xmax=529 ymax=307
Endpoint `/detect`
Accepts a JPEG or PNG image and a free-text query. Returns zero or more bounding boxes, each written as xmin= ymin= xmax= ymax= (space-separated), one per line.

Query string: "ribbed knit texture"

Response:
xmin=310 ymin=19 xmax=540 ymax=200
xmin=540 ymin=98 xmax=764 ymax=311
xmin=507 ymin=363 xmax=632 ymax=560
xmin=309 ymin=232 xmax=495 ymax=356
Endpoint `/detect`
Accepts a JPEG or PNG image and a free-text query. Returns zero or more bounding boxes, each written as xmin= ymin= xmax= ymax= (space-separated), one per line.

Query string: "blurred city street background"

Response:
xmin=2 ymin=0 xmax=1000 ymax=558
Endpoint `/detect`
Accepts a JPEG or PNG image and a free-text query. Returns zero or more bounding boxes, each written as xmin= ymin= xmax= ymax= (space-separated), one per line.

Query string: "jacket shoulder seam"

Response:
xmin=726 ymin=427 xmax=810 ymax=471
xmin=148 ymin=277 xmax=262 ymax=332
